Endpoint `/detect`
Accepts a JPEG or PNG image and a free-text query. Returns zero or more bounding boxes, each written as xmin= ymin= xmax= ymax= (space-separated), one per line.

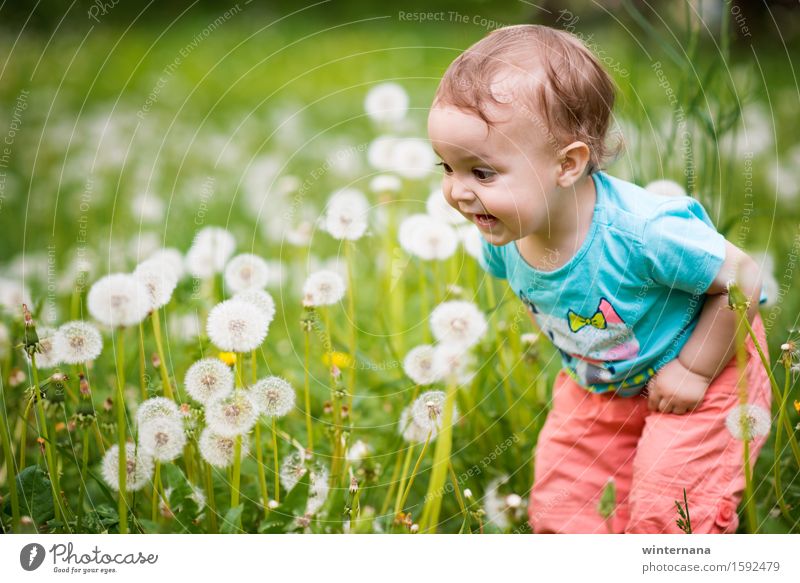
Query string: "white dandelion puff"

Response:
xmin=185 ymin=226 xmax=236 ymax=279
xmin=399 ymin=406 xmax=434 ymax=443
xmin=398 ymin=214 xmax=458 ymax=260
xmin=53 ymin=321 xmax=103 ymax=364
xmin=392 ymin=138 xmax=436 ymax=180
xmin=302 ymin=270 xmax=346 ymax=307
xmin=402 ymin=344 xmax=440 ymax=386
xmin=199 ymin=427 xmax=251 ymax=468
xmin=248 ymin=376 xmax=295 ymax=418
xmin=206 ymin=299 xmax=269 ymax=352
xmin=133 ymin=259 xmax=178 ymax=310
xmin=346 ymin=439 xmax=370 ymax=463
xmin=147 ymin=248 xmax=185 ymax=281
xmin=100 ymin=443 xmax=154 ymax=492
xmin=138 ymin=417 xmax=186 ymax=462
xmin=87 ymin=273 xmax=150 ymax=327
xmin=184 ymin=358 xmax=235 ymax=405
xmin=411 ymin=390 xmax=459 ymax=435
xmin=136 ymin=396 xmax=181 ymax=427
xmin=323 ymin=188 xmax=369 ymax=241
xmin=456 ymin=224 xmax=483 ymax=260
xmin=224 ymin=253 xmax=270 ymax=293
xmin=26 ymin=326 xmax=61 ymax=369
xmin=426 ymin=188 xmax=467 ymax=225
xmin=645 ymin=179 xmax=687 ymax=198
xmin=0 ymin=277 xmax=31 ymax=314
xmin=367 ymin=135 xmax=400 ymax=171
xmin=432 ymin=342 xmax=476 ymax=386
xmin=369 ymin=174 xmax=402 ymax=194
xmin=725 ymin=403 xmax=771 ymax=441
xmin=205 ymin=390 xmax=259 ymax=437
xmin=279 ymin=451 xmax=330 ymax=515
xmin=430 ymin=300 xmax=488 ymax=348
xmin=364 ymin=82 xmax=409 ymax=124
xmin=233 ymin=289 xmax=276 ymax=324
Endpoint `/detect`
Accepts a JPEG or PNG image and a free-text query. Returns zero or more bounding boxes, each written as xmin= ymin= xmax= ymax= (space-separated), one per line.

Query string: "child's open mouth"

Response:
xmin=474 ymin=214 xmax=498 ymax=229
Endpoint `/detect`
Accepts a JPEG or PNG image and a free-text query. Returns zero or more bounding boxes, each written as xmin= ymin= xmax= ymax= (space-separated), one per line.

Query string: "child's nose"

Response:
xmin=450 ymin=180 xmax=475 ymax=203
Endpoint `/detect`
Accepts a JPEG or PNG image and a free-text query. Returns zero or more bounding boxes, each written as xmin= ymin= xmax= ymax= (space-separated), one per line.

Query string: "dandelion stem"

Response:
xmin=739 ymin=315 xmax=800 ymax=468
xmin=138 ymin=321 xmax=147 ymax=401
xmin=150 ymin=309 xmax=174 ymax=400
xmin=272 ymin=416 xmax=280 ymax=504
xmin=204 ymin=461 xmax=218 ymax=533
xmin=0 ymin=390 xmax=20 ymax=531
xmin=18 ymin=397 xmax=33 ymax=469
xmin=380 ymin=444 xmax=406 ymax=518
xmin=345 ymin=239 xmax=357 ymax=414
xmin=231 ymin=435 xmax=242 ymax=509
xmin=76 ymin=427 xmax=91 ymax=532
xmin=30 ymin=351 xmax=64 ymax=529
xmin=250 ymin=349 xmax=257 ymax=385
xmin=113 ymin=327 xmax=128 ymax=534
xmin=733 ymin=306 xmax=757 ymax=533
xmin=151 ymin=460 xmax=161 ymax=523
xmin=419 ymin=261 xmax=431 ymax=344
xmin=397 ymin=431 xmax=432 ymax=516
xmin=772 ymin=357 xmax=793 ymax=521
xmin=254 ymin=422 xmax=270 ymax=516
xmin=419 ymin=375 xmax=458 ymax=533
xmin=303 ymin=326 xmax=313 ymax=452
xmin=393 ymin=443 xmax=416 ymax=516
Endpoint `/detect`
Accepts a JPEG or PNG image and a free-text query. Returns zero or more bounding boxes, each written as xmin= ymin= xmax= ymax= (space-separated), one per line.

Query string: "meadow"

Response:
xmin=1 ymin=2 xmax=799 ymax=534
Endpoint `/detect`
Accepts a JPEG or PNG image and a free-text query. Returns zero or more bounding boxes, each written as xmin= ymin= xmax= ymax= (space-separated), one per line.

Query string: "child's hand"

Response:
xmin=643 ymin=359 xmax=712 ymax=415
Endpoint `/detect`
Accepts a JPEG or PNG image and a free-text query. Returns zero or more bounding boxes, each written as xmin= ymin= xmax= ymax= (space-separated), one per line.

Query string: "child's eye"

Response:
xmin=435 ymin=161 xmax=453 ymax=174
xmin=472 ymin=168 xmax=495 ymax=181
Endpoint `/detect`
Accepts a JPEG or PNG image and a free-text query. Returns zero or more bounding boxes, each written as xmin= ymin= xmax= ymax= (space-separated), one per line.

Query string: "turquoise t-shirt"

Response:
xmin=479 ymin=171 xmax=768 ymax=397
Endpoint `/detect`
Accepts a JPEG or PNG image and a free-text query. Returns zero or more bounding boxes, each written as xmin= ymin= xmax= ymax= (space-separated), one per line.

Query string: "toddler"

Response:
xmin=427 ymin=24 xmax=771 ymax=534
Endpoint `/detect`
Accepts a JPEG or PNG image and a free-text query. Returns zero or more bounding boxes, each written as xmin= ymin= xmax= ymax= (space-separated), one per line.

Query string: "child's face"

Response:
xmin=427 ymin=102 xmax=562 ymax=246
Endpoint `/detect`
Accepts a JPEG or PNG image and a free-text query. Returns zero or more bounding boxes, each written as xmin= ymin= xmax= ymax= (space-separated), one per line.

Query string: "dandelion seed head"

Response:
xmin=184 ymin=358 xmax=234 ymax=405
xmin=100 ymin=443 xmax=154 ymax=492
xmin=302 ymin=270 xmax=346 ymax=307
xmin=364 ymin=82 xmax=409 ymax=124
xmin=430 ymin=301 xmax=488 ymax=348
xmin=249 ymin=376 xmax=295 ymax=418
xmin=198 ymin=427 xmax=250 ymax=468
xmin=138 ymin=416 xmax=187 ymax=462
xmin=398 ymin=214 xmax=458 ymax=260
xmin=369 ymin=174 xmax=401 ymax=194
xmin=53 ymin=321 xmax=103 ymax=364
xmin=224 ymin=253 xmax=270 ymax=293
xmin=133 ymin=259 xmax=178 ymax=310
xmin=432 ymin=342 xmax=476 ymax=386
xmin=323 ymin=188 xmax=369 ymax=241
xmin=402 ymin=344 xmax=440 ymax=386
xmin=399 ymin=406 xmax=436 ymax=443
xmin=725 ymin=403 xmax=771 ymax=441
xmin=26 ymin=326 xmax=61 ymax=368
xmin=411 ymin=390 xmax=458 ymax=435
xmin=147 ymin=248 xmax=185 ymax=281
xmin=233 ymin=289 xmax=276 ymax=324
xmin=87 ymin=273 xmax=150 ymax=327
xmin=279 ymin=451 xmax=330 ymax=515
xmin=185 ymin=227 xmax=236 ymax=278
xmin=207 ymin=299 xmax=269 ymax=352
xmin=205 ymin=390 xmax=259 ymax=436
xmin=136 ymin=397 xmax=181 ymax=427
xmin=426 ymin=188 xmax=467 ymax=225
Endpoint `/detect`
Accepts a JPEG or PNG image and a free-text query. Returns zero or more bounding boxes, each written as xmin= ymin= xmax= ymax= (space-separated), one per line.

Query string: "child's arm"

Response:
xmin=676 ymin=239 xmax=764 ymax=380
xmin=645 ymin=240 xmax=763 ymax=414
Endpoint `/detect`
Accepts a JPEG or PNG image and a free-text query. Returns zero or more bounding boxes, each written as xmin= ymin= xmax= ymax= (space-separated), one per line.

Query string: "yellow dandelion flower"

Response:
xmin=794 ymin=400 xmax=800 ymax=414
xmin=322 ymin=351 xmax=353 ymax=368
xmin=218 ymin=352 xmax=237 ymax=366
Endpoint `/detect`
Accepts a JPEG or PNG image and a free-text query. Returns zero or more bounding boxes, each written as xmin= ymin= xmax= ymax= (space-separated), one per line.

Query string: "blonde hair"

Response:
xmin=433 ymin=24 xmax=618 ymax=173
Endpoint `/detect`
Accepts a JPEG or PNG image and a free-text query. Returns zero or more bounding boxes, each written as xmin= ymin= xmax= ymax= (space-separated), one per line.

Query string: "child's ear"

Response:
xmin=556 ymin=141 xmax=591 ymax=187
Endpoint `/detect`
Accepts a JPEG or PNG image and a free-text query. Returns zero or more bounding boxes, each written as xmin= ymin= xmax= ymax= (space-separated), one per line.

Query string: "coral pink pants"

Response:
xmin=528 ymin=313 xmax=772 ymax=534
